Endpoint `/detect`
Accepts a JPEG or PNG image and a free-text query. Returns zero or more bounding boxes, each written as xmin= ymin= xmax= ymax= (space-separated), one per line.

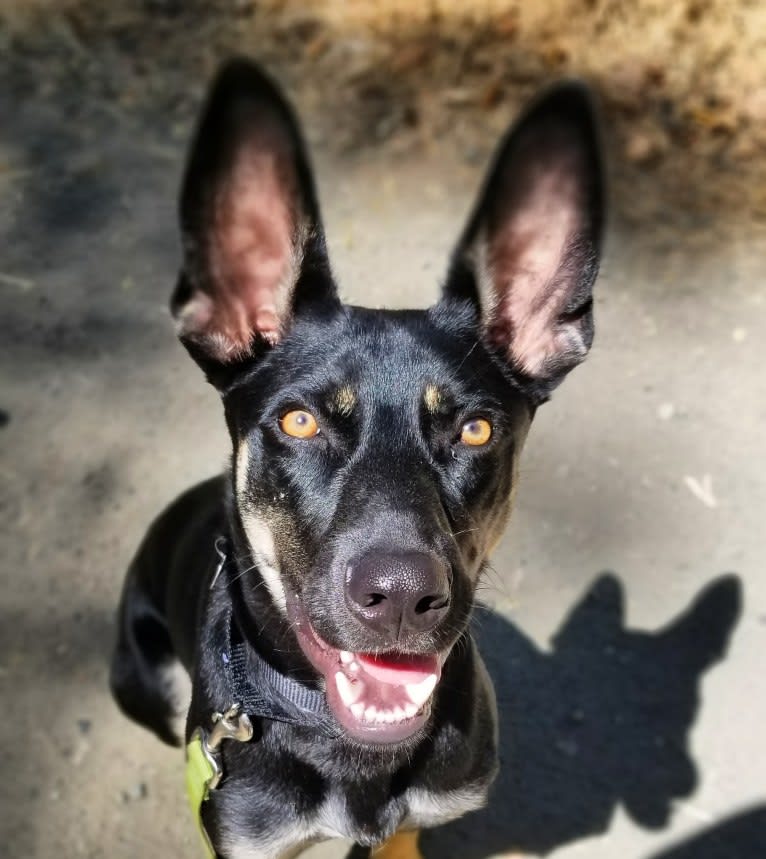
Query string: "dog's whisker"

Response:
xmin=456 ymin=338 xmax=481 ymax=371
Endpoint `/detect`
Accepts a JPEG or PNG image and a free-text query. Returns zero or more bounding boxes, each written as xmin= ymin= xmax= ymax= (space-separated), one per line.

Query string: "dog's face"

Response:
xmin=172 ymin=61 xmax=604 ymax=744
xmin=224 ymin=306 xmax=533 ymax=742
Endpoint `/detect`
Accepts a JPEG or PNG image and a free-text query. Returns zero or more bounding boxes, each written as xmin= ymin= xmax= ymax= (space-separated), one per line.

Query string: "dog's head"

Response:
xmin=172 ymin=60 xmax=604 ymax=744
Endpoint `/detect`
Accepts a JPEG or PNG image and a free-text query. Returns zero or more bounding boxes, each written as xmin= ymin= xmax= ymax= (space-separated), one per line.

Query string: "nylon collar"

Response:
xmin=214 ymin=537 xmax=340 ymax=738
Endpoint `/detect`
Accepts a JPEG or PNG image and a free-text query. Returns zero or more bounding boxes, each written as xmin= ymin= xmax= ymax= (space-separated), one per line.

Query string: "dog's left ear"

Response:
xmin=660 ymin=575 xmax=742 ymax=672
xmin=172 ymin=59 xmax=337 ymax=384
xmin=444 ymin=82 xmax=605 ymax=399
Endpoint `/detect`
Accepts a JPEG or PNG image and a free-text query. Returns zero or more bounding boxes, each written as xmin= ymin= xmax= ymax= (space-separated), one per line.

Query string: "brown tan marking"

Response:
xmin=333 ymin=385 xmax=357 ymax=417
xmin=486 ymin=433 xmax=529 ymax=556
xmin=235 ymin=443 xmax=288 ymax=612
xmin=372 ymin=830 xmax=423 ymax=859
xmin=423 ymin=384 xmax=442 ymax=414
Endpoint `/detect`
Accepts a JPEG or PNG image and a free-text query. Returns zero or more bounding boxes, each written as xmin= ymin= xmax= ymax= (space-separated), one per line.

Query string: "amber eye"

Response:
xmin=459 ymin=418 xmax=492 ymax=446
xmin=279 ymin=410 xmax=319 ymax=439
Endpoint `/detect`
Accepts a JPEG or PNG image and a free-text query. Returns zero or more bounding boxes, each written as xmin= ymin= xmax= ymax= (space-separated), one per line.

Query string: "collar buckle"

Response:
xmin=193 ymin=703 xmax=253 ymax=791
xmin=186 ymin=704 xmax=253 ymax=858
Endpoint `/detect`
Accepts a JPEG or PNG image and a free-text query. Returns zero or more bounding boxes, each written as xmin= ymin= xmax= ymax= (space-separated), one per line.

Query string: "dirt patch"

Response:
xmin=2 ymin=0 xmax=765 ymax=232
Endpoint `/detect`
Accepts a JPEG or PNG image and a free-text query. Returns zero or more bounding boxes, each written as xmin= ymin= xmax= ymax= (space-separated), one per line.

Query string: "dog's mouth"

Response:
xmin=289 ymin=603 xmax=442 ymax=744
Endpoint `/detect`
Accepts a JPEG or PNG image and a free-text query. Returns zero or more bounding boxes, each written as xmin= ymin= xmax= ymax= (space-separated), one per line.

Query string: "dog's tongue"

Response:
xmin=356 ymin=652 xmax=439 ymax=686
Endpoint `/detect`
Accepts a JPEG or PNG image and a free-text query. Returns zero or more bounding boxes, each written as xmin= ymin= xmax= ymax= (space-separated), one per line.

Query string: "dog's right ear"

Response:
xmin=172 ymin=59 xmax=337 ymax=386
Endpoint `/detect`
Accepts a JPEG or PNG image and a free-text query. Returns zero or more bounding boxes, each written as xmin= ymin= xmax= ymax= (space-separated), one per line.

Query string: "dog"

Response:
xmin=110 ymin=58 xmax=604 ymax=859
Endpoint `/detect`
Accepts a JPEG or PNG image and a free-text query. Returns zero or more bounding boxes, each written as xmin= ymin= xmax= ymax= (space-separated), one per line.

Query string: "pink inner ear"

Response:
xmin=178 ymin=142 xmax=299 ymax=361
xmin=210 ymin=150 xmax=296 ymax=352
xmin=487 ymin=159 xmax=582 ymax=377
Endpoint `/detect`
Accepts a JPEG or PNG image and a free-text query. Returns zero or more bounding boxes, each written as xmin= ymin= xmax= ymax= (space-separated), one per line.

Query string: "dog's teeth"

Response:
xmin=393 ymin=706 xmax=406 ymax=722
xmin=403 ymin=703 xmax=418 ymax=718
xmin=350 ymin=702 xmax=365 ymax=719
xmin=339 ymin=651 xmax=354 ymax=664
xmin=405 ymin=673 xmax=438 ymax=707
xmin=335 ymin=672 xmax=364 ymax=707
xmin=348 ymin=661 xmax=360 ymax=674
xmin=364 ymin=705 xmax=378 ymax=722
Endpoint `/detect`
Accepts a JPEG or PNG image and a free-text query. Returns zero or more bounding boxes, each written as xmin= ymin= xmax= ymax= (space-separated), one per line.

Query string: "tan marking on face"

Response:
xmin=333 ymin=385 xmax=356 ymax=417
xmin=485 ymin=431 xmax=530 ymax=557
xmin=423 ymin=384 xmax=442 ymax=414
xmin=235 ymin=442 xmax=251 ymax=502
xmin=240 ymin=512 xmax=287 ymax=613
xmin=235 ymin=442 xmax=287 ymax=614
xmin=507 ymin=450 xmax=522 ymax=513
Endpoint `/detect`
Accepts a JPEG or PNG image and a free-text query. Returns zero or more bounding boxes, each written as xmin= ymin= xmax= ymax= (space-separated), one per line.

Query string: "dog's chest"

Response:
xmin=296 ymin=781 xmax=406 ymax=846
xmin=218 ymin=785 xmax=398 ymax=856
xmin=218 ymin=779 xmax=487 ymax=857
xmin=313 ymin=782 xmax=487 ymax=841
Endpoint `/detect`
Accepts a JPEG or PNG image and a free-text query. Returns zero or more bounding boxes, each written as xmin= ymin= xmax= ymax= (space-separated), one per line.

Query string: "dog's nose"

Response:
xmin=345 ymin=551 xmax=451 ymax=638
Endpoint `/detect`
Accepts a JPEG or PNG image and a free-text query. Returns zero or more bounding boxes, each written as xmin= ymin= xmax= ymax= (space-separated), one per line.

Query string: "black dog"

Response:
xmin=110 ymin=59 xmax=604 ymax=859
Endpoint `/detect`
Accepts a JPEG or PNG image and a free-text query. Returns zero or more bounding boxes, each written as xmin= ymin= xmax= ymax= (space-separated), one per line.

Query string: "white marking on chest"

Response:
xmin=224 ymin=837 xmax=306 ymax=859
xmin=221 ymin=791 xmax=355 ymax=859
xmin=314 ymin=791 xmax=353 ymax=840
xmin=235 ymin=444 xmax=288 ymax=614
xmin=404 ymin=784 xmax=489 ymax=827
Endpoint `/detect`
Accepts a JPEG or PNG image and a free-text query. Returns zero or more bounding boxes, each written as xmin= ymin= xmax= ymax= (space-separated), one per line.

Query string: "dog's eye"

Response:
xmin=460 ymin=418 xmax=492 ymax=447
xmin=280 ymin=410 xmax=319 ymax=439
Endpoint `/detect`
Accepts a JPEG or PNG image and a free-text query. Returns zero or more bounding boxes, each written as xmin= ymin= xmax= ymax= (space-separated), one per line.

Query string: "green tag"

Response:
xmin=185 ymin=736 xmax=217 ymax=859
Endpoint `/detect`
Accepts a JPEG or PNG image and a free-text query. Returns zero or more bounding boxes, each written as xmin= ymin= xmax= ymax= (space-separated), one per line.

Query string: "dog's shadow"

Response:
xmin=647 ymin=805 xmax=766 ymax=858
xmin=422 ymin=573 xmax=742 ymax=858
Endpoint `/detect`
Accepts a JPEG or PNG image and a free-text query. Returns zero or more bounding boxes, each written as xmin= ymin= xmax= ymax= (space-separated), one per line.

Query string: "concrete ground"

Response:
xmin=1 ymin=16 xmax=765 ymax=859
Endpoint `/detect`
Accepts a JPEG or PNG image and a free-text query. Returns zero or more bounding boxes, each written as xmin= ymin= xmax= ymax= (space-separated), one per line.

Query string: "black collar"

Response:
xmin=213 ymin=538 xmax=340 ymax=738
